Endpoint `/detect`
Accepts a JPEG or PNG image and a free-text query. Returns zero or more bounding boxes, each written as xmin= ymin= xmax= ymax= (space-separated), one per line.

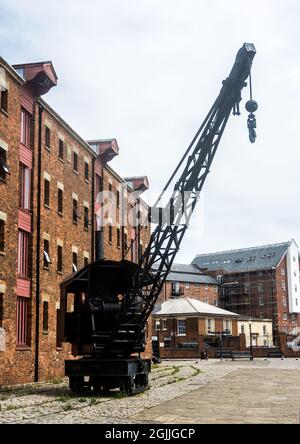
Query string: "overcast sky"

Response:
xmin=1 ymin=0 xmax=299 ymax=263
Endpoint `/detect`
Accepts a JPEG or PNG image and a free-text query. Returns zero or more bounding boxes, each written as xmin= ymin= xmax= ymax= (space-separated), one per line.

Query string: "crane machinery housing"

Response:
xmin=59 ymin=43 xmax=258 ymax=395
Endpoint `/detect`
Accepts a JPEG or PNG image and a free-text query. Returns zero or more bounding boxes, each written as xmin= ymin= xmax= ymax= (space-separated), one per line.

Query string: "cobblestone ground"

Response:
xmin=0 ymin=358 xmax=299 ymax=424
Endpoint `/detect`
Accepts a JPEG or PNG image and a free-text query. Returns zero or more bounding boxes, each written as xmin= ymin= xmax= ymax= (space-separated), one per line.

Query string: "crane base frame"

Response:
xmin=65 ymin=357 xmax=151 ymax=396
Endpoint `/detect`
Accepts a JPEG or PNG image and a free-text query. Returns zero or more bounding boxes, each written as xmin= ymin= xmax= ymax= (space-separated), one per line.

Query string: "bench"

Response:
xmin=215 ymin=351 xmax=233 ymax=359
xmin=231 ymin=351 xmax=253 ymax=360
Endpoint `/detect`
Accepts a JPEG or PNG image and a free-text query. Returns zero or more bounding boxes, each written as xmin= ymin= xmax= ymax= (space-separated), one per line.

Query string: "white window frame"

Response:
xmin=177 ymin=319 xmax=186 ymax=336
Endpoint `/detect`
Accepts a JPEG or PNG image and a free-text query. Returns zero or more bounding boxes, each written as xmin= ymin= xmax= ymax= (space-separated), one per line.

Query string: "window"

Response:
xmin=19 ymin=163 xmax=31 ymax=210
xmin=195 ymin=283 xmax=200 ymax=291
xmin=259 ymin=296 xmax=264 ymax=306
xmin=295 ymin=284 xmax=298 ymax=293
xmin=204 ymin=284 xmax=208 ymax=291
xmin=281 ymin=268 xmax=285 ymax=276
xmin=162 ymin=319 xmax=167 ymax=330
xmin=72 ymin=252 xmax=78 ymax=272
xmin=130 ymin=242 xmax=134 ymax=262
xmin=73 ymin=151 xmax=78 ymax=172
xmin=108 ymin=225 xmax=112 ymax=243
xmin=58 ymin=139 xmax=64 ymax=160
xmin=117 ymin=227 xmax=121 ymax=248
xmin=0 ymin=147 xmax=9 ymax=181
xmin=296 ymin=298 xmax=299 ymax=307
xmin=241 ymin=325 xmax=245 ymax=334
xmin=123 ymin=232 xmax=128 ymax=255
xmin=217 ymin=275 xmax=223 ymax=284
xmin=58 ymin=188 xmax=63 ymax=214
xmin=214 ymin=299 xmax=218 ymax=306
xmin=177 ymin=319 xmax=186 ymax=335
xmin=45 ymin=126 xmax=51 ymax=149
xmin=0 ymin=293 xmax=3 ymax=327
xmin=20 ymin=109 xmax=32 ymax=148
xmin=138 ymin=243 xmax=143 ymax=260
xmin=282 ymin=296 xmax=287 ymax=307
xmin=95 ymin=174 xmax=103 ymax=195
xmin=57 ymin=245 xmax=63 ymax=273
xmin=44 ymin=178 xmax=50 ymax=207
xmin=283 ymin=313 xmax=288 ymax=321
xmin=204 ymin=298 xmax=209 ymax=304
xmin=43 ymin=239 xmax=51 ymax=269
xmin=214 ymin=285 xmax=218 ymax=293
xmin=73 ymin=199 xmax=79 ymax=223
xmin=84 ymin=162 xmax=89 ymax=181
xmin=245 ymin=283 xmax=250 ymax=293
xmin=56 ymin=309 xmax=62 ymax=348
xmin=18 ymin=231 xmax=29 ymax=277
xmin=109 ymin=183 xmax=112 ymax=193
xmin=281 ymin=280 xmax=286 ymax=291
xmin=224 ymin=319 xmax=231 ymax=334
xmin=185 ymin=283 xmax=190 ymax=289
xmin=43 ymin=301 xmax=49 ymax=332
xmin=0 ymin=88 xmax=8 ymax=113
xmin=84 ymin=256 xmax=89 ymax=267
xmin=16 ymin=297 xmax=29 ymax=347
xmin=84 ymin=206 xmax=89 ymax=230
xmin=0 ymin=219 xmax=4 ymax=254
xmin=117 ymin=190 xmax=120 ymax=207
xmin=263 ymin=325 xmax=267 ymax=335
xmin=258 ymin=283 xmax=264 ymax=293
xmin=207 ymin=318 xmax=213 ymax=333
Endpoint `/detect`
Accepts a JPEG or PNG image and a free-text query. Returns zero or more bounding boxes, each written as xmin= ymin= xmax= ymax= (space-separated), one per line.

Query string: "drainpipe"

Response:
xmin=91 ymin=158 xmax=95 ymax=261
xmin=34 ymin=103 xmax=43 ymax=382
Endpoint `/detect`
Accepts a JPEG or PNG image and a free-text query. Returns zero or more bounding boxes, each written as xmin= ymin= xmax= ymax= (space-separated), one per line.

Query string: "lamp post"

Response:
xmin=249 ymin=320 xmax=254 ymax=360
xmin=219 ymin=331 xmax=223 ymax=362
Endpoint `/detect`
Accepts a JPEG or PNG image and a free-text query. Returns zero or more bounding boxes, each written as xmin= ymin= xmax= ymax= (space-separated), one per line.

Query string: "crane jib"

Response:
xmin=114 ymin=43 xmax=258 ymax=357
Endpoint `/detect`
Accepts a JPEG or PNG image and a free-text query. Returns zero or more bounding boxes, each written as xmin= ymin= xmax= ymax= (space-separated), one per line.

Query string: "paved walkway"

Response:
xmin=0 ymin=359 xmax=299 ymax=423
xmin=130 ymin=366 xmax=300 ymax=424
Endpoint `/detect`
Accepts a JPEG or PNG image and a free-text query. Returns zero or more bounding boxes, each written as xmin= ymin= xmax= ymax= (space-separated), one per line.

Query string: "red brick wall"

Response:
xmin=30 ymin=105 xmax=95 ymax=382
xmin=157 ymin=280 xmax=218 ymax=305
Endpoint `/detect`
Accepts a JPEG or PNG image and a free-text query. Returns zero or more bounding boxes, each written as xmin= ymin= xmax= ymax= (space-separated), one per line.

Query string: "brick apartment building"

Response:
xmin=0 ymin=57 xmax=150 ymax=386
xmin=154 ymin=263 xmax=218 ymax=306
xmin=192 ymin=240 xmax=300 ymax=341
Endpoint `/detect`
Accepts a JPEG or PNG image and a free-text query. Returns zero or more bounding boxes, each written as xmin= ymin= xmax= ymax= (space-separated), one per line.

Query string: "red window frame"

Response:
xmin=18 ymin=231 xmax=29 ymax=277
xmin=16 ymin=296 xmax=29 ymax=347
xmin=20 ymin=109 xmax=32 ymax=148
xmin=19 ymin=163 xmax=31 ymax=210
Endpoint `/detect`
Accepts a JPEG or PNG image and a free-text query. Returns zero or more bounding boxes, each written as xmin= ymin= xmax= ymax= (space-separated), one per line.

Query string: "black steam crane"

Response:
xmin=60 ymin=43 xmax=257 ymax=395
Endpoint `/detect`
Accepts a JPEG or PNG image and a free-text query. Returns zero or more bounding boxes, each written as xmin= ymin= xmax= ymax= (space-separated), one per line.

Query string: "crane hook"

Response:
xmin=246 ymin=100 xmax=258 ymax=143
xmin=245 ymin=65 xmax=258 ymax=144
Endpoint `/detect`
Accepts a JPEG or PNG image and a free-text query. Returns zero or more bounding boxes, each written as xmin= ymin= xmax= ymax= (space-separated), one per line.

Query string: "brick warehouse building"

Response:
xmin=154 ymin=263 xmax=218 ymax=306
xmin=192 ymin=240 xmax=300 ymax=341
xmin=0 ymin=57 xmax=151 ymax=386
